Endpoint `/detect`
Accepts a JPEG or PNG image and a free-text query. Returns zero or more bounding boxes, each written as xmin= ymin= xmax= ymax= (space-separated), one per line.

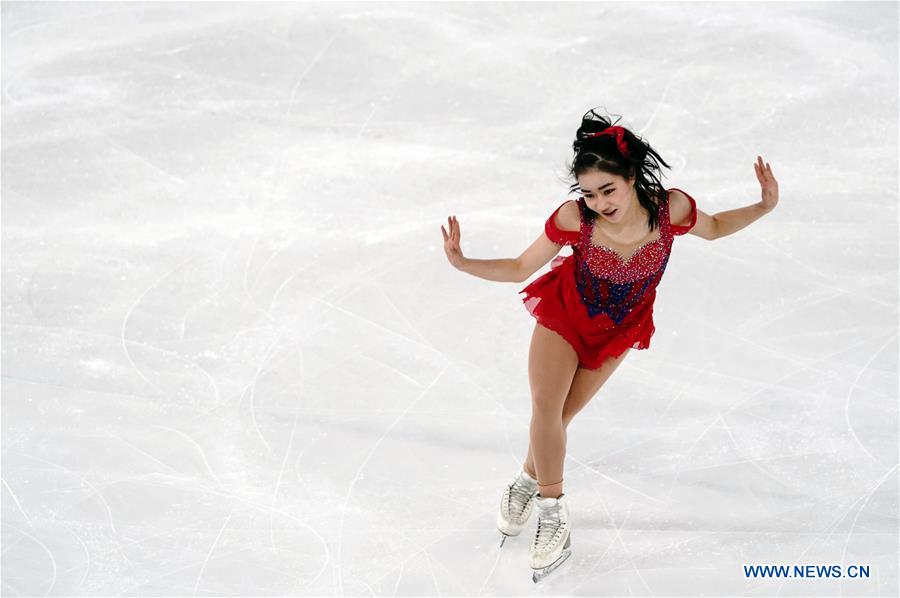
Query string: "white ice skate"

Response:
xmin=530 ymin=493 xmax=572 ymax=583
xmin=496 ymin=468 xmax=538 ymax=547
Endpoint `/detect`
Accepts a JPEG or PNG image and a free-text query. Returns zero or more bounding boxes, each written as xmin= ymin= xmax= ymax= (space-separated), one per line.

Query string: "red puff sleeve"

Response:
xmin=544 ymin=201 xmax=581 ymax=246
xmin=669 ymin=188 xmax=698 ymax=236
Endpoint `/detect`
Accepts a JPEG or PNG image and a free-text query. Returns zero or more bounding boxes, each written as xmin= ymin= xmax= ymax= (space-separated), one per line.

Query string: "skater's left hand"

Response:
xmin=755 ymin=155 xmax=779 ymax=213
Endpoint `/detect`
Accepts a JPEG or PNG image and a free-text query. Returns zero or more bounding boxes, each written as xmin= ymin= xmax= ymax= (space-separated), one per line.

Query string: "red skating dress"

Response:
xmin=519 ymin=187 xmax=698 ymax=369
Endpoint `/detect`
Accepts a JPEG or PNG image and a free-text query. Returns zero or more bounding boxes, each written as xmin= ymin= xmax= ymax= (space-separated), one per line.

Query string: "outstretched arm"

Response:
xmin=441 ymin=215 xmax=523 ymax=282
xmin=713 ymin=155 xmax=779 ymax=239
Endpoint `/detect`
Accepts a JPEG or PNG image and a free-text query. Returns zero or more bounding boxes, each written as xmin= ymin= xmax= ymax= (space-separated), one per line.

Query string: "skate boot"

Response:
xmin=496 ymin=467 xmax=538 ymax=546
xmin=530 ymin=493 xmax=572 ymax=583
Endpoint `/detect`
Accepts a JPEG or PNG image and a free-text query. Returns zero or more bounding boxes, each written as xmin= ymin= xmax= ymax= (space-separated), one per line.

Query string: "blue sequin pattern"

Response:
xmin=575 ymin=250 xmax=670 ymax=324
xmin=572 ymin=192 xmax=674 ymax=325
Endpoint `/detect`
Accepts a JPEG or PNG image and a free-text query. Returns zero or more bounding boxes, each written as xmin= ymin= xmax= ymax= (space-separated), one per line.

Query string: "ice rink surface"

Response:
xmin=1 ymin=2 xmax=897 ymax=596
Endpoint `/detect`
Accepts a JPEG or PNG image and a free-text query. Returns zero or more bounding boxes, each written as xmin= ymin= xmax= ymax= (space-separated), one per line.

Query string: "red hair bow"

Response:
xmin=584 ymin=126 xmax=630 ymax=158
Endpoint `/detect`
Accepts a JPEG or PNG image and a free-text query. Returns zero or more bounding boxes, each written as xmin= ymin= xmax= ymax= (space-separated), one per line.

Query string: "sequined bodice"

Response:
xmin=571 ymin=192 xmax=674 ymax=324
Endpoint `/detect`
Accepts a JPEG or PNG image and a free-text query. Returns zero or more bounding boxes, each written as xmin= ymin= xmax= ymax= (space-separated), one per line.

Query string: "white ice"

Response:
xmin=1 ymin=2 xmax=897 ymax=596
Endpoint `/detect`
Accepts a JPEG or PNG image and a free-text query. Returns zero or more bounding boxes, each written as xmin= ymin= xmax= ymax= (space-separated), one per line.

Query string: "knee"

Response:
xmin=531 ymin=394 xmax=566 ymax=420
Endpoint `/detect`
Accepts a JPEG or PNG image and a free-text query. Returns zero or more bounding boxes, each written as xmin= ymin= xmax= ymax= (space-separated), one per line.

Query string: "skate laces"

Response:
xmin=504 ymin=475 xmax=537 ymax=519
xmin=533 ymin=502 xmax=566 ymax=552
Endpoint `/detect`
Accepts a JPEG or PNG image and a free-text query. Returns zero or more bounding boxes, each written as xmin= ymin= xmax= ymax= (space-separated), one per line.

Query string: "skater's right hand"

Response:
xmin=441 ymin=215 xmax=466 ymax=270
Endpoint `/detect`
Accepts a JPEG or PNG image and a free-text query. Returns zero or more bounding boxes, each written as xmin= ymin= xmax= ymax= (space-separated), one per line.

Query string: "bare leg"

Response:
xmin=532 ymin=416 xmax=565 ymax=498
xmin=524 ymin=349 xmax=631 ymax=488
xmin=523 ymin=446 xmax=537 ymax=478
xmin=526 ymin=324 xmax=579 ymax=499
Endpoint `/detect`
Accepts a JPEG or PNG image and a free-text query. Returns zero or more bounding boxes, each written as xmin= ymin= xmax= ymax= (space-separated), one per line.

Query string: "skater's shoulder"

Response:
xmin=551 ymin=199 xmax=581 ymax=233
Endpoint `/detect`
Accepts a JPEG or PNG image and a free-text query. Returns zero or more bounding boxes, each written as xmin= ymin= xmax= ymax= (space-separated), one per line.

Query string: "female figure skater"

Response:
xmin=440 ymin=108 xmax=779 ymax=582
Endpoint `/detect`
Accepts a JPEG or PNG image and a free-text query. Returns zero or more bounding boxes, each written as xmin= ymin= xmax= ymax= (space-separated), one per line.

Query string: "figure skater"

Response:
xmin=440 ymin=107 xmax=779 ymax=582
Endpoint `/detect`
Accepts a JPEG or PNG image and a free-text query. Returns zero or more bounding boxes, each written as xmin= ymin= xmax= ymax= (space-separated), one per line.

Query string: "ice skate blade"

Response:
xmin=532 ymin=549 xmax=571 ymax=583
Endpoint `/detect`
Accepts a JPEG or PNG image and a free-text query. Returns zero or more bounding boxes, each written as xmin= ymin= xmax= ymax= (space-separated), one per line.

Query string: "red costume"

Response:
xmin=519 ymin=188 xmax=698 ymax=369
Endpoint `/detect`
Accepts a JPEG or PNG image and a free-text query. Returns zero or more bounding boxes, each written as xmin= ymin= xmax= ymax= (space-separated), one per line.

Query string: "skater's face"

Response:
xmin=577 ymin=169 xmax=636 ymax=224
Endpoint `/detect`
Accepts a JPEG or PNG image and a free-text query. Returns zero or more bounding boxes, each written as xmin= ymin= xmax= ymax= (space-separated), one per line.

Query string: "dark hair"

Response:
xmin=564 ymin=107 xmax=672 ymax=231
